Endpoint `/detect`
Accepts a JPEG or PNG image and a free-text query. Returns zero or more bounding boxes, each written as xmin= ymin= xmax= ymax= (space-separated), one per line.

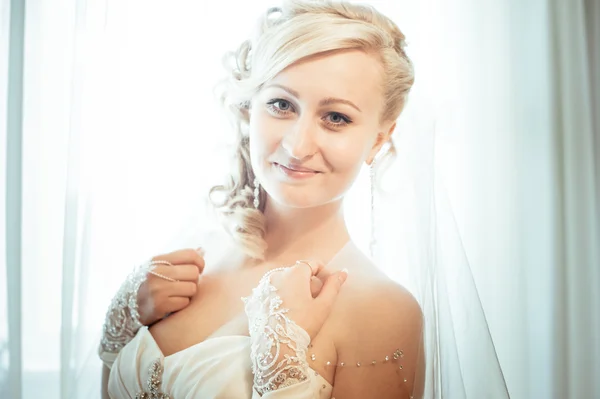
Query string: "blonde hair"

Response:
xmin=210 ymin=0 xmax=415 ymax=260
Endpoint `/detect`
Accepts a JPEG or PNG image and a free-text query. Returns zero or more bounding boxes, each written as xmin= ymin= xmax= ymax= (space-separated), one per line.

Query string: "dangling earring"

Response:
xmin=253 ymin=177 xmax=260 ymax=209
xmin=369 ymin=161 xmax=376 ymax=257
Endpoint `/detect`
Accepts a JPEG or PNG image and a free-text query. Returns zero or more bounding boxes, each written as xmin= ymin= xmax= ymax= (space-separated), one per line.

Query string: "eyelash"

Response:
xmin=266 ymin=99 xmax=353 ymax=128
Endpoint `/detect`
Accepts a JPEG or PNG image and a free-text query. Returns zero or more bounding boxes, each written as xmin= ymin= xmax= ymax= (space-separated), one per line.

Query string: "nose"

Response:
xmin=281 ymin=117 xmax=318 ymax=160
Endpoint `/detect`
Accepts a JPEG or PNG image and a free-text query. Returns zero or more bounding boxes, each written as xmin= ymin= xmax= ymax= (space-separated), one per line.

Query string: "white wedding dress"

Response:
xmin=102 ymin=240 xmax=364 ymax=399
xmin=100 ymin=229 xmax=510 ymax=398
xmin=107 ymin=329 xmax=332 ymax=398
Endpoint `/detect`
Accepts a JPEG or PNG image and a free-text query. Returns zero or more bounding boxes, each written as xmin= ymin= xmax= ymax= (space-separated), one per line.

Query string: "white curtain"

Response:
xmin=1 ymin=0 xmax=598 ymax=398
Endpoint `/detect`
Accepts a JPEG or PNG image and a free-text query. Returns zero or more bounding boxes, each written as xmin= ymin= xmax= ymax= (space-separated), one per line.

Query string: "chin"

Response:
xmin=266 ymin=189 xmax=323 ymax=209
xmin=258 ymin=164 xmax=348 ymax=210
xmin=263 ymin=183 xmax=346 ymax=210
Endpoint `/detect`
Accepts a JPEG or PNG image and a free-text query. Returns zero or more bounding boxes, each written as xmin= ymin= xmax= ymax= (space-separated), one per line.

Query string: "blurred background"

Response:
xmin=1 ymin=0 xmax=598 ymax=398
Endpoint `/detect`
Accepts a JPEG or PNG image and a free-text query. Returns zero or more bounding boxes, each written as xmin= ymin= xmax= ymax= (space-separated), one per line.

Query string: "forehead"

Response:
xmin=267 ymin=49 xmax=384 ymax=112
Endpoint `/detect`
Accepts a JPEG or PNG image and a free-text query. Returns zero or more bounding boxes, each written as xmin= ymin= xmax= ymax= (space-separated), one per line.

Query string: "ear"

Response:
xmin=366 ymin=122 xmax=396 ymax=165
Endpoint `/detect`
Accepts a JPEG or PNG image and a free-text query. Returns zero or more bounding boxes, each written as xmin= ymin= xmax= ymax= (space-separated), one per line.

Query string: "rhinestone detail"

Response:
xmin=135 ymin=359 xmax=171 ymax=399
xmin=306 ymin=348 xmax=406 ymax=368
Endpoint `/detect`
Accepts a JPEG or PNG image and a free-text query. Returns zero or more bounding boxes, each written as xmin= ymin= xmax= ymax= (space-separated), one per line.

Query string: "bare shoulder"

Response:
xmin=329 ymin=263 xmax=425 ymax=398
xmin=336 ymin=270 xmax=423 ymax=344
xmin=329 ymin=246 xmax=422 ymax=327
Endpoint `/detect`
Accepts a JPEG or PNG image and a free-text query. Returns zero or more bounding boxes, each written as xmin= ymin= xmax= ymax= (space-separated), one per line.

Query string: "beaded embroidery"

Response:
xmin=100 ymin=263 xmax=150 ymax=353
xmin=135 ymin=359 xmax=171 ymax=399
xmin=242 ymin=267 xmax=310 ymax=394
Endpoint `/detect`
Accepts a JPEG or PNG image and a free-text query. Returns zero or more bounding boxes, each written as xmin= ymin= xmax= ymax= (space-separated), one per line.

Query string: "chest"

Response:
xmin=150 ymin=269 xmax=262 ymax=347
xmin=148 ymin=267 xmax=345 ymax=386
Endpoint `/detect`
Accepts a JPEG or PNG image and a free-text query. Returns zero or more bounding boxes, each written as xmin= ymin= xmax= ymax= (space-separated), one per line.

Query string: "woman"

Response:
xmin=99 ymin=1 xmax=505 ymax=398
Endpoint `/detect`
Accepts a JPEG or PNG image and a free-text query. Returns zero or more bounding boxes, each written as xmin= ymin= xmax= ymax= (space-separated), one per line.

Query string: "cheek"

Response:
xmin=325 ymin=138 xmax=370 ymax=177
xmin=309 ymin=138 xmax=371 ymax=201
xmin=248 ymin=110 xmax=280 ymax=162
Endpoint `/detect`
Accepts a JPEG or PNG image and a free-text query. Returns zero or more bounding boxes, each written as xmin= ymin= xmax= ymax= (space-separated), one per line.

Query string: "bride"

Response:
xmin=99 ymin=1 xmax=507 ymax=398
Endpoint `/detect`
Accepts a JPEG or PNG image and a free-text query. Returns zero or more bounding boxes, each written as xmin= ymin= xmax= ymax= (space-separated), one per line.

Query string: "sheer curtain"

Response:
xmin=2 ymin=0 xmax=598 ymax=398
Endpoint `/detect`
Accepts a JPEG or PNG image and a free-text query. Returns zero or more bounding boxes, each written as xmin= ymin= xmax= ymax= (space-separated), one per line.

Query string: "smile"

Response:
xmin=274 ymin=163 xmax=321 ymax=179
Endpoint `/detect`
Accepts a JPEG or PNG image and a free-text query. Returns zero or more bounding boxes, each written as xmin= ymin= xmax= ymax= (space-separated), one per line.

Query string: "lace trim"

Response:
xmin=242 ymin=268 xmax=311 ymax=394
xmin=100 ymin=263 xmax=149 ymax=353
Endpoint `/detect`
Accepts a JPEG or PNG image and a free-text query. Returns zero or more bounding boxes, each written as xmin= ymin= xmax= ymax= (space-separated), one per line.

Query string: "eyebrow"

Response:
xmin=264 ymin=83 xmax=362 ymax=112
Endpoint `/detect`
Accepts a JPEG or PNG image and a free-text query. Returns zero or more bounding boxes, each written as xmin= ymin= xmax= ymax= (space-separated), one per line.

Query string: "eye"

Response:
xmin=266 ymin=99 xmax=295 ymax=115
xmin=324 ymin=112 xmax=352 ymax=128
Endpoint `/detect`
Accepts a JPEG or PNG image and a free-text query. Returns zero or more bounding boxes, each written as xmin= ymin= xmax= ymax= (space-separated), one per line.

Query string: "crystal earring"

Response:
xmin=369 ymin=161 xmax=376 ymax=257
xmin=253 ymin=177 xmax=260 ymax=209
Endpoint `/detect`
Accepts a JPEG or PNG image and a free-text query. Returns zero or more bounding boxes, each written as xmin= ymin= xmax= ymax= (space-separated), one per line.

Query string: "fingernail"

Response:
xmin=338 ymin=268 xmax=349 ymax=282
xmin=196 ymin=247 xmax=205 ymax=256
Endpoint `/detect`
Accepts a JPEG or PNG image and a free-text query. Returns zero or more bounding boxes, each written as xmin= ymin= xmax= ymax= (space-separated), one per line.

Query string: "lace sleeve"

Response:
xmin=98 ymin=263 xmax=149 ymax=369
xmin=242 ymin=268 xmax=311 ymax=396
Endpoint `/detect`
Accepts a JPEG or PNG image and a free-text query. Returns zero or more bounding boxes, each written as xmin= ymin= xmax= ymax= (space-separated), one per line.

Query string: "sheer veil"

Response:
xmin=157 ymin=5 xmax=510 ymax=397
xmin=164 ymin=56 xmax=511 ymax=399
xmin=371 ymin=89 xmax=510 ymax=397
xmin=170 ymin=93 xmax=512 ymax=398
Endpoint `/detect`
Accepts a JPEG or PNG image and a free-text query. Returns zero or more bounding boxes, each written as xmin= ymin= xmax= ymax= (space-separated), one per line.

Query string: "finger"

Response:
xmin=166 ymin=281 xmax=198 ymax=298
xmin=316 ymin=269 xmax=348 ymax=306
xmin=310 ymin=276 xmax=324 ymax=298
xmin=151 ymin=264 xmax=200 ymax=282
xmin=162 ymin=296 xmax=191 ymax=314
xmin=147 ymin=270 xmax=177 ymax=283
xmin=152 ymin=248 xmax=205 ymax=273
xmin=295 ymin=260 xmax=324 ymax=278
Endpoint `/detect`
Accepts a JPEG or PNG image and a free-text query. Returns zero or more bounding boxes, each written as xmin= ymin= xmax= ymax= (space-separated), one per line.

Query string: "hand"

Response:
xmin=269 ymin=261 xmax=348 ymax=340
xmin=137 ymin=248 xmax=205 ymax=325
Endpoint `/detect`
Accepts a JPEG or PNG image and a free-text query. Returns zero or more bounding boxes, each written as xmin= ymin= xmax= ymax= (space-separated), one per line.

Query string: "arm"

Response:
xmin=101 ymin=364 xmax=110 ymax=399
xmin=243 ymin=264 xmax=424 ymax=398
xmin=98 ymin=248 xmax=204 ymax=369
xmin=243 ymin=268 xmax=313 ymax=397
xmin=330 ymin=283 xmax=425 ymax=399
xmin=98 ymin=264 xmax=149 ymax=398
xmin=243 ymin=263 xmax=348 ymax=398
xmin=98 ymin=263 xmax=149 ymax=370
xmin=98 ymin=249 xmax=203 ymax=397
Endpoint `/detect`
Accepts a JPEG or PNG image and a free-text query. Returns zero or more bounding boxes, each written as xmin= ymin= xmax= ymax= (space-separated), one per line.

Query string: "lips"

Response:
xmin=273 ymin=162 xmax=321 ymax=178
xmin=276 ymin=163 xmax=319 ymax=173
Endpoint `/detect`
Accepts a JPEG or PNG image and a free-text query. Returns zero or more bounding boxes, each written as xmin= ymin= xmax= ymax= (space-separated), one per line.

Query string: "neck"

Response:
xmin=261 ymin=198 xmax=350 ymax=266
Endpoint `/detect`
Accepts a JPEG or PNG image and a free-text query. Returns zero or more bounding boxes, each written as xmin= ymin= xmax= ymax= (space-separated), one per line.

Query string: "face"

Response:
xmin=249 ymin=49 xmax=395 ymax=209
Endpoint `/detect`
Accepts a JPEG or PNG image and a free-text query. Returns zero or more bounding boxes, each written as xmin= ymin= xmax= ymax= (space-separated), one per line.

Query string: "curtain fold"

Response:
xmin=3 ymin=0 xmax=25 ymax=398
xmin=584 ymin=0 xmax=600 ymax=234
xmin=59 ymin=0 xmax=88 ymax=395
xmin=549 ymin=0 xmax=600 ymax=397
